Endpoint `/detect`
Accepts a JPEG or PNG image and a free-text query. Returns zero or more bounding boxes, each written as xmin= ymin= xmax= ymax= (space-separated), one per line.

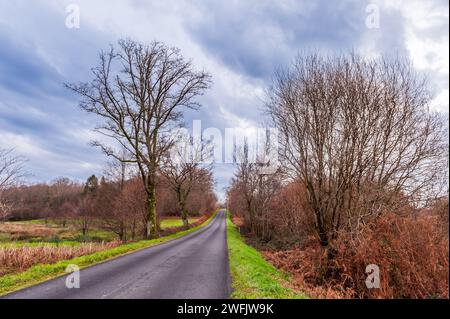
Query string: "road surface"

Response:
xmin=4 ymin=210 xmax=231 ymax=299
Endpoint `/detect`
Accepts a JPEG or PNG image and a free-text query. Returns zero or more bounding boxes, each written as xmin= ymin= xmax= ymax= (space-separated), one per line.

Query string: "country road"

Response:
xmin=4 ymin=210 xmax=231 ymax=299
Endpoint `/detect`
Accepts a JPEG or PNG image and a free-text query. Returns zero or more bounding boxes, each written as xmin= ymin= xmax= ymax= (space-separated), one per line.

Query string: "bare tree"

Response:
xmin=230 ymin=141 xmax=283 ymax=239
xmin=0 ymin=149 xmax=26 ymax=219
xmin=114 ymin=178 xmax=147 ymax=240
xmin=267 ymin=53 xmax=447 ymax=246
xmin=76 ymin=175 xmax=99 ymax=237
xmin=49 ymin=177 xmax=82 ymax=227
xmin=160 ymin=139 xmax=213 ymax=227
xmin=66 ymin=39 xmax=212 ymax=238
xmin=232 ymin=144 xmax=260 ymax=232
xmin=100 ymin=153 xmax=137 ymax=241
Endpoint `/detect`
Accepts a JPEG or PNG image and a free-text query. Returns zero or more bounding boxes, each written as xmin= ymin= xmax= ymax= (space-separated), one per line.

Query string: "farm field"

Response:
xmin=0 ymin=216 xmax=201 ymax=246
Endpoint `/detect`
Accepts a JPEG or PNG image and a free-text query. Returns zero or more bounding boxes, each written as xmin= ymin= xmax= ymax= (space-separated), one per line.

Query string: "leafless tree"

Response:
xmin=0 ymin=149 xmax=26 ymax=219
xmin=49 ymin=177 xmax=82 ymax=226
xmin=114 ymin=178 xmax=147 ymax=240
xmin=160 ymin=139 xmax=213 ymax=226
xmin=66 ymin=39 xmax=212 ymax=238
xmin=73 ymin=175 xmax=99 ymax=237
xmin=230 ymin=143 xmax=259 ymax=231
xmin=230 ymin=141 xmax=283 ymax=239
xmin=100 ymin=153 xmax=138 ymax=240
xmin=267 ymin=53 xmax=448 ymax=246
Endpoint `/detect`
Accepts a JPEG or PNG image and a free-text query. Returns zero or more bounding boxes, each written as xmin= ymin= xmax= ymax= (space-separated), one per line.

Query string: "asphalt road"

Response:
xmin=4 ymin=210 xmax=231 ymax=299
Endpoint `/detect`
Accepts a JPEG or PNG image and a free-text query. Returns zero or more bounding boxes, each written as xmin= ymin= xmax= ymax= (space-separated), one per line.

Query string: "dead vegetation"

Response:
xmin=0 ymin=222 xmax=59 ymax=241
xmin=265 ymin=210 xmax=449 ymax=299
xmin=0 ymin=241 xmax=121 ymax=276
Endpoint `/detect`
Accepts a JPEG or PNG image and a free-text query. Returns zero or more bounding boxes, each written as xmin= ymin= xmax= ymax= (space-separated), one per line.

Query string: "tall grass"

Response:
xmin=0 ymin=242 xmax=121 ymax=276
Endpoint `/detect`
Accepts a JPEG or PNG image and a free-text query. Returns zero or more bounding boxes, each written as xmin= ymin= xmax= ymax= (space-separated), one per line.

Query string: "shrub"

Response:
xmin=265 ymin=213 xmax=449 ymax=298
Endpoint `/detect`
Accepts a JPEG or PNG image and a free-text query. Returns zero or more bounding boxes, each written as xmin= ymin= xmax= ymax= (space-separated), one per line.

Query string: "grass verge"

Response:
xmin=0 ymin=211 xmax=217 ymax=296
xmin=226 ymin=213 xmax=307 ymax=299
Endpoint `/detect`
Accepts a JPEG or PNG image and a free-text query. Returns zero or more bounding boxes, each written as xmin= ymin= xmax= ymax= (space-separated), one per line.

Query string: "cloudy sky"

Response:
xmin=0 ymin=0 xmax=448 ymax=200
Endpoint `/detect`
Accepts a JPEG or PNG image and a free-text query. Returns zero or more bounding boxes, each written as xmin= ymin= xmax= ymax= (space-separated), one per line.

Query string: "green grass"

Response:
xmin=160 ymin=217 xmax=200 ymax=229
xmin=226 ymin=214 xmax=307 ymax=299
xmin=71 ymin=229 xmax=117 ymax=242
xmin=0 ymin=211 xmax=217 ymax=296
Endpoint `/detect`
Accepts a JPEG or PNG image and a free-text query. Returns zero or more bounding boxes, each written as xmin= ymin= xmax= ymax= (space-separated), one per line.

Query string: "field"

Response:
xmin=0 ymin=220 xmax=113 ymax=245
xmin=160 ymin=217 xmax=200 ymax=229
xmin=0 ymin=216 xmax=201 ymax=246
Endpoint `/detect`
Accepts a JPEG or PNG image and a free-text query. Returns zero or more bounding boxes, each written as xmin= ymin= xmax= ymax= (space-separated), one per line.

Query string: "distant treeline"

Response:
xmin=3 ymin=172 xmax=217 ymax=241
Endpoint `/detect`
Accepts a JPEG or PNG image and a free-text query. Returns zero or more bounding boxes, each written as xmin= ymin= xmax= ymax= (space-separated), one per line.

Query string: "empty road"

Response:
xmin=4 ymin=210 xmax=231 ymax=299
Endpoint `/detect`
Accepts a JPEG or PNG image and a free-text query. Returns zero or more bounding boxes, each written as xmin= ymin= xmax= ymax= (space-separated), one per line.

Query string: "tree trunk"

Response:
xmin=119 ymin=221 xmax=125 ymax=241
xmin=181 ymin=203 xmax=189 ymax=227
xmin=82 ymin=219 xmax=88 ymax=237
xmin=131 ymin=220 xmax=136 ymax=240
xmin=318 ymin=229 xmax=329 ymax=247
xmin=145 ymin=184 xmax=158 ymax=239
xmin=177 ymin=190 xmax=189 ymax=227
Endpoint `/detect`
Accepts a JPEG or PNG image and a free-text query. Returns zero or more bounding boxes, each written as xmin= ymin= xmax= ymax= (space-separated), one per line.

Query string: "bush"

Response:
xmin=265 ymin=182 xmax=315 ymax=248
xmin=266 ymin=212 xmax=449 ymax=298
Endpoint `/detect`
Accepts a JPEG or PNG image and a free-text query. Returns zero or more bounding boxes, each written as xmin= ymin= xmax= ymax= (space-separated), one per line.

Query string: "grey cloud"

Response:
xmin=186 ymin=0 xmax=375 ymax=81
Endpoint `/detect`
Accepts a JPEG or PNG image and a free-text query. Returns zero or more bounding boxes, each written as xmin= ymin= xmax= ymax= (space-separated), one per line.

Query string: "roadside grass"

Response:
xmin=226 ymin=214 xmax=307 ymax=299
xmin=0 ymin=212 xmax=217 ymax=296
